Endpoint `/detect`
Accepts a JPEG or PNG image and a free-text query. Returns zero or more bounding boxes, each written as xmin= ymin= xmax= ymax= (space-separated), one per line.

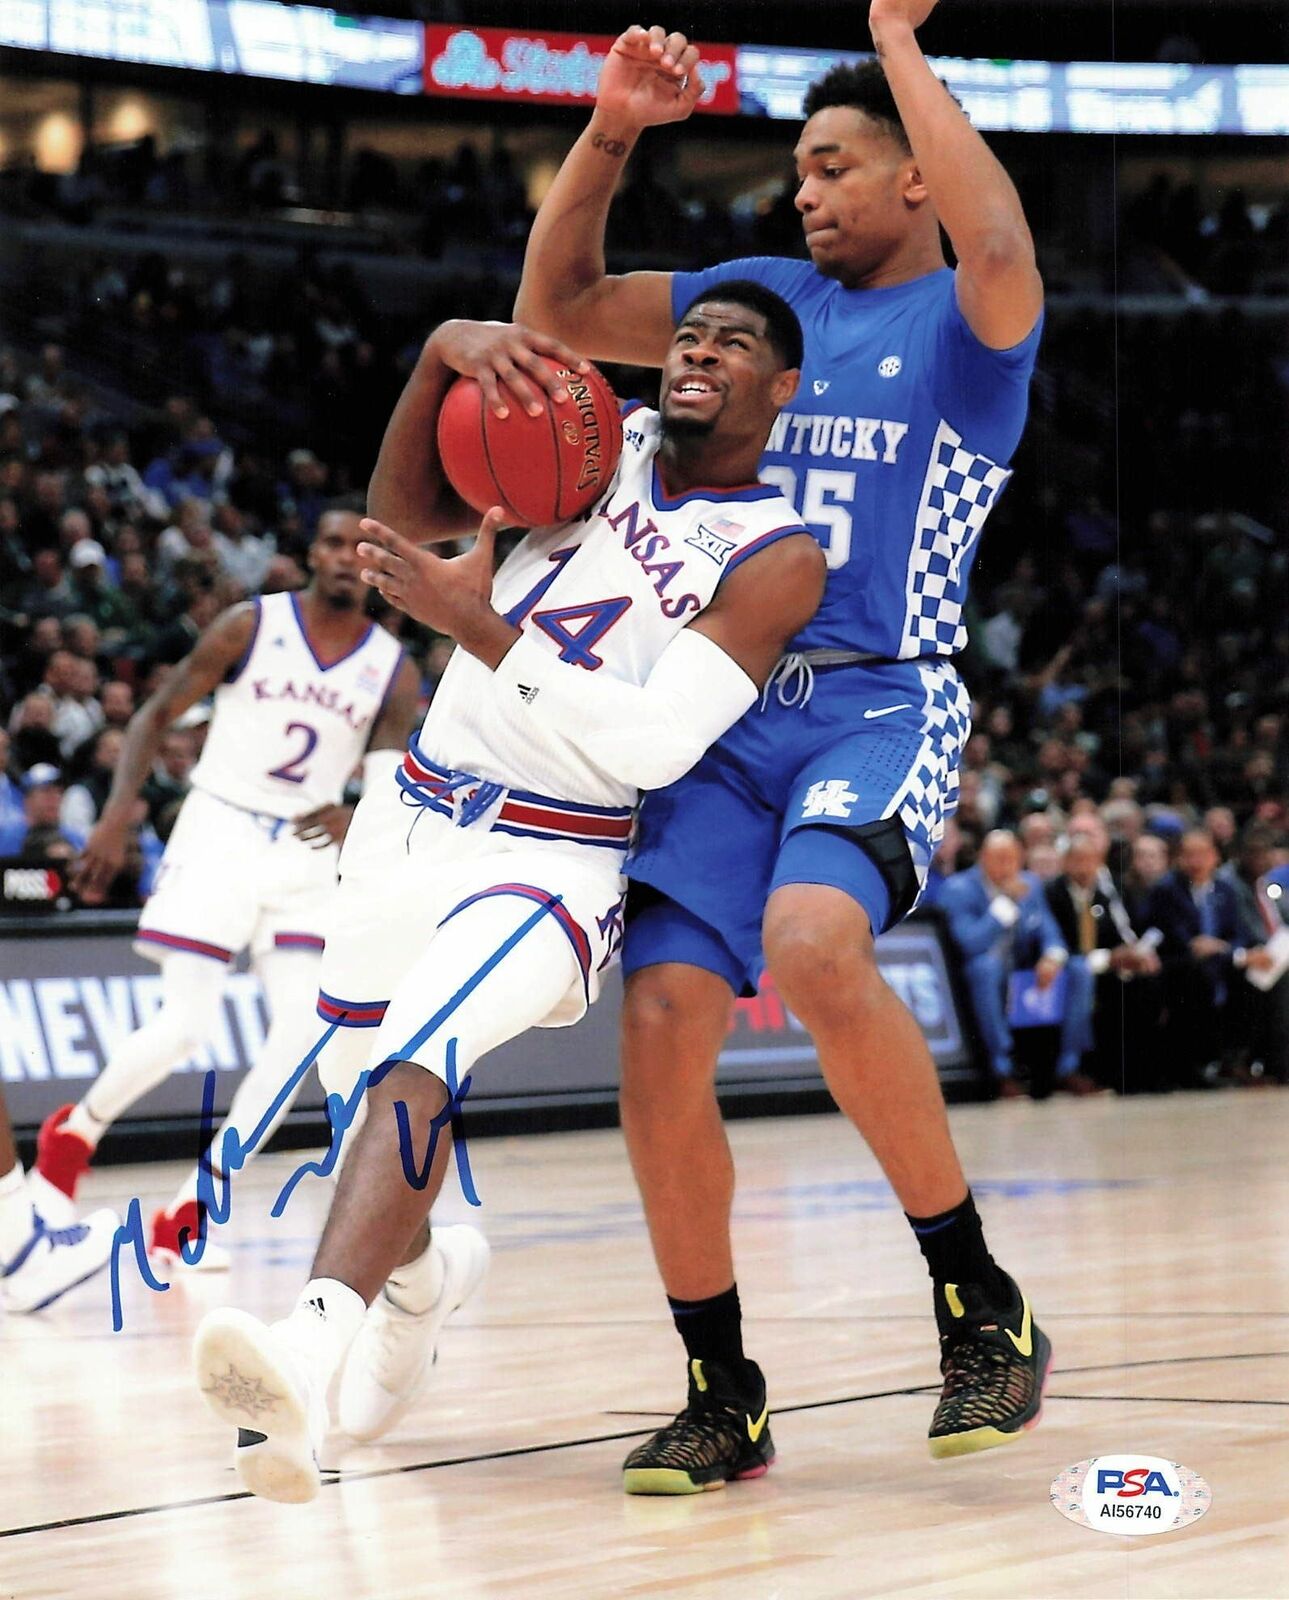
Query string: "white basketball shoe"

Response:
xmin=338 ymin=1225 xmax=490 ymax=1442
xmin=1 ymin=1207 xmax=120 ymax=1314
xmin=194 ymin=1308 xmax=329 ymax=1504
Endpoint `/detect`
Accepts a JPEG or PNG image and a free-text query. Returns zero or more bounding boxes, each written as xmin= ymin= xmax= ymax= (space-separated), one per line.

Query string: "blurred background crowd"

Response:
xmin=0 ymin=0 xmax=1285 ymax=1097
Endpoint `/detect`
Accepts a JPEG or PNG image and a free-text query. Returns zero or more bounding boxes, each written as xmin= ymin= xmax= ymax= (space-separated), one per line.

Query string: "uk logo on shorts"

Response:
xmin=1050 ymin=1455 xmax=1212 ymax=1537
xmin=801 ymin=779 xmax=859 ymax=819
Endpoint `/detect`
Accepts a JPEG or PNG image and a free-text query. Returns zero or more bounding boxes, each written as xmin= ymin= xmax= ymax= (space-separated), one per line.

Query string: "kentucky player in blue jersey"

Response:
xmin=518 ymin=0 xmax=1051 ymax=1493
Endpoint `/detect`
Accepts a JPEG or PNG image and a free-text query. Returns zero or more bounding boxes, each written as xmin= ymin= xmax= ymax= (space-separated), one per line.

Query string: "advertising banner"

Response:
xmin=424 ymin=25 xmax=739 ymax=116
xmin=0 ymin=912 xmax=977 ymax=1134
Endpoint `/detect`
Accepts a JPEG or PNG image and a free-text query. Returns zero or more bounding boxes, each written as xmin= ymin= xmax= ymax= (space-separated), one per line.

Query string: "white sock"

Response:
xmin=385 ymin=1235 xmax=445 ymax=1316
xmin=0 ymin=1164 xmax=33 ymax=1265
xmin=273 ymin=1278 xmax=367 ymax=1395
xmin=65 ymin=1102 xmax=107 ymax=1150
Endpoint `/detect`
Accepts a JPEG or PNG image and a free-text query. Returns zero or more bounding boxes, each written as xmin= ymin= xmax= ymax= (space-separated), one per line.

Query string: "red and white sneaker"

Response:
xmin=150 ymin=1200 xmax=230 ymax=1273
xmin=34 ymin=1105 xmax=94 ymax=1220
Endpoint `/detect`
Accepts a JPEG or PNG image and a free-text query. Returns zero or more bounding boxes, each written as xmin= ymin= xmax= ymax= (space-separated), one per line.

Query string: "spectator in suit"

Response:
xmin=1123 ymin=832 xmax=1171 ymax=931
xmin=1220 ymin=824 xmax=1289 ymax=1083
xmin=1147 ymin=828 xmax=1272 ymax=1087
xmin=1046 ymin=833 xmax=1163 ymax=1093
xmin=940 ymin=830 xmax=1069 ymax=1099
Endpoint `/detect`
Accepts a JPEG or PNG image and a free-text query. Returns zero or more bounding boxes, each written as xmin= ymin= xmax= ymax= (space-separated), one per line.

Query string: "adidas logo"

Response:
xmin=304 ymin=1296 xmax=326 ymax=1318
xmin=517 ymin=683 xmax=539 ymax=705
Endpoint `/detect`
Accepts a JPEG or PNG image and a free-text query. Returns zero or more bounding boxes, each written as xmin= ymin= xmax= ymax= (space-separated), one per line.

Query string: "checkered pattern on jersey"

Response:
xmin=901 ymin=420 xmax=1011 ymax=658
xmin=886 ymin=662 xmax=972 ymax=858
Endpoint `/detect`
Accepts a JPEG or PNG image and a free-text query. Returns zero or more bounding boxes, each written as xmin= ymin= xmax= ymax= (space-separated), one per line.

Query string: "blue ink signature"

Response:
xmin=108 ymin=894 xmax=560 ymax=1331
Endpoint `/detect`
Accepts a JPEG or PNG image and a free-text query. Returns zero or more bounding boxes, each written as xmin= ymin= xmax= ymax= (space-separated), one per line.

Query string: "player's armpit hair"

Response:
xmin=494 ymin=629 xmax=757 ymax=794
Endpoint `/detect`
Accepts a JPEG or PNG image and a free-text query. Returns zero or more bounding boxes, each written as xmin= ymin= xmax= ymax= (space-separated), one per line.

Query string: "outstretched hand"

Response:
xmin=596 ymin=25 xmax=705 ymax=129
xmin=358 ymin=510 xmax=519 ymax=667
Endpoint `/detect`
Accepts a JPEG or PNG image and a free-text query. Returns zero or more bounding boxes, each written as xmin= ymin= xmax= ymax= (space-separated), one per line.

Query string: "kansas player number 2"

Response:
xmin=269 ymin=721 xmax=319 ymax=785
xmin=760 ymin=467 xmax=855 ymax=570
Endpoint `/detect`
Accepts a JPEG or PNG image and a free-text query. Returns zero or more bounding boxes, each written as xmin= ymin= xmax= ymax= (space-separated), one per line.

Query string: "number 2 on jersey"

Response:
xmin=761 ymin=466 xmax=855 ymax=570
xmin=269 ymin=721 xmax=319 ymax=784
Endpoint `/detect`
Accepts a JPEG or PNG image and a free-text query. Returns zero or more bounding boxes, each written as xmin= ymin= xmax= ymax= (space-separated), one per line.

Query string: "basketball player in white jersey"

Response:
xmin=192 ymin=288 xmax=826 ymax=1502
xmin=34 ymin=505 xmax=420 ymax=1269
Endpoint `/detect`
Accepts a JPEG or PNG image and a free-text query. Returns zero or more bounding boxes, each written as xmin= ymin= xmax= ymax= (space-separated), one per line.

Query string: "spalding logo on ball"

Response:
xmin=437 ymin=359 xmax=624 ymax=528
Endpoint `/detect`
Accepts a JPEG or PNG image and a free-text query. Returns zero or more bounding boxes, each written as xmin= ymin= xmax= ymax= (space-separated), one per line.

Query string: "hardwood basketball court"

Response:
xmin=2 ymin=1093 xmax=1286 ymax=1599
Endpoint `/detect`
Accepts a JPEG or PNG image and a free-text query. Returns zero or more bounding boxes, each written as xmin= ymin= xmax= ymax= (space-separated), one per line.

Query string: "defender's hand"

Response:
xmin=293 ymin=804 xmax=352 ymax=849
xmin=358 ymin=510 xmax=509 ymax=646
xmin=596 ymin=25 xmax=705 ymax=129
xmin=426 ymin=320 xmax=590 ymax=420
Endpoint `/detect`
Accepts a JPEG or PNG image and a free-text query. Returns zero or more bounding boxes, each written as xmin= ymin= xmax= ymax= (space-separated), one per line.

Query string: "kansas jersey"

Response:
xmin=419 ymin=405 xmax=806 ymax=809
xmin=672 ymin=262 xmax=1042 ymax=659
xmin=190 ymin=590 xmax=404 ymax=817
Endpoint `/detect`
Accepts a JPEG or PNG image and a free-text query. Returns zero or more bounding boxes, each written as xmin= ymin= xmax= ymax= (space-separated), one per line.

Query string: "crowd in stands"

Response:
xmin=1 ymin=144 xmax=1285 ymax=1095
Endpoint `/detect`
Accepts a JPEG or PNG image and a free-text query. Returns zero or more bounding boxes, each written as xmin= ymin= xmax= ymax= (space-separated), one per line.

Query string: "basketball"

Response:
xmin=436 ymin=359 xmax=624 ymax=527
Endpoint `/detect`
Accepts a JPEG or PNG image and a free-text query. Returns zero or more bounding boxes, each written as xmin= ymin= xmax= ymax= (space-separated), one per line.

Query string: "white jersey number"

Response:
xmin=761 ymin=466 xmax=855 ymax=570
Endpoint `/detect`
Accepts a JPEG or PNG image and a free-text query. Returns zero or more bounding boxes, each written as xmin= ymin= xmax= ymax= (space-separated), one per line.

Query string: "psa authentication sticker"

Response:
xmin=1051 ymin=1455 xmax=1212 ymax=1537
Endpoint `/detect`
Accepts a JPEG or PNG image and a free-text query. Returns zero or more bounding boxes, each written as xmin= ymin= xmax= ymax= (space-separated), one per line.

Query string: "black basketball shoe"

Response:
xmin=928 ymin=1271 xmax=1052 ymax=1460
xmin=623 ymin=1357 xmax=775 ymax=1495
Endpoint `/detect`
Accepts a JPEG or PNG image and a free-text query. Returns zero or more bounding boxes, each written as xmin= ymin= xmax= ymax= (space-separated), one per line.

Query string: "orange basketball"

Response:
xmin=436 ymin=359 xmax=623 ymax=528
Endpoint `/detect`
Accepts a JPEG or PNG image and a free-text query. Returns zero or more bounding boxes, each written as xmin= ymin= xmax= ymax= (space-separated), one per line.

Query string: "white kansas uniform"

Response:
xmin=316 ymin=404 xmax=806 ymax=1081
xmin=138 ymin=590 xmax=404 ymax=966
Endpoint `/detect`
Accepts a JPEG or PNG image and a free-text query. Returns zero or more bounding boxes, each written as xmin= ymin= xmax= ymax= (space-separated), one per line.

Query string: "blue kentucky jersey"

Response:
xmin=671 ymin=261 xmax=1042 ymax=660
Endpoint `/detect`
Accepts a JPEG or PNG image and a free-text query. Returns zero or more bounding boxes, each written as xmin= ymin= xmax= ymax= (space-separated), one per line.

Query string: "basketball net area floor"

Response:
xmin=2 ymin=1095 xmax=1286 ymax=1600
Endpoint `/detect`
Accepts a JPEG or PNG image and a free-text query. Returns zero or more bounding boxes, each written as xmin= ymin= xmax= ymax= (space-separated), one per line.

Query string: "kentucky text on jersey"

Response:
xmin=766 ymin=411 xmax=909 ymax=463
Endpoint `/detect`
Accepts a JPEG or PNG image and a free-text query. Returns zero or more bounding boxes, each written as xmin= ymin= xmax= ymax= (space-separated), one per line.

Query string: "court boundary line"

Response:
xmin=5 ymin=1350 xmax=1288 ymax=1541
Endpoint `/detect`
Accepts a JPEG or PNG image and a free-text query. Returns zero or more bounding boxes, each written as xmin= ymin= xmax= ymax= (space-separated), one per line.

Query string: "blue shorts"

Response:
xmin=624 ymin=657 xmax=970 ymax=995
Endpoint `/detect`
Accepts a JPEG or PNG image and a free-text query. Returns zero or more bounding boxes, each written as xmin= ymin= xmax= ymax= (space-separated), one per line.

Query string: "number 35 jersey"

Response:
xmin=190 ymin=590 xmax=405 ymax=818
xmin=419 ymin=404 xmax=807 ymax=810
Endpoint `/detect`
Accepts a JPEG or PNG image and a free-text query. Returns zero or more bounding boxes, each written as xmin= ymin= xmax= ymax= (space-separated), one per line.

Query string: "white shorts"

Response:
xmin=316 ymin=771 xmax=627 ymax=1045
xmin=136 ymin=787 xmax=337 ymax=966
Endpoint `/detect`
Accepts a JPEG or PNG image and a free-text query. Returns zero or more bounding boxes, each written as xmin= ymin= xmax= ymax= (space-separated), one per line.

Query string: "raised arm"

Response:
xmin=868 ymin=0 xmax=1042 ymax=349
xmin=73 ymin=603 xmax=256 ymax=896
xmin=368 ymin=320 xmax=594 ymax=543
xmin=515 ymin=25 xmax=703 ymax=365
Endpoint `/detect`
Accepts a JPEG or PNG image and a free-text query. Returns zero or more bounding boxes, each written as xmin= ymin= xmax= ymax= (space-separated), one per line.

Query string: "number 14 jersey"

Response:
xmin=419 ymin=404 xmax=807 ymax=810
